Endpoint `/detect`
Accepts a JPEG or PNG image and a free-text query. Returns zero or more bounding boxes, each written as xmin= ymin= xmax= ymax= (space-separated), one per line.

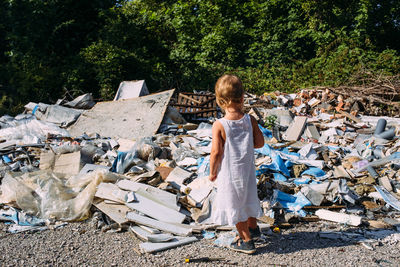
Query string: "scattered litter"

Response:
xmin=1 ymin=87 xmax=400 ymax=253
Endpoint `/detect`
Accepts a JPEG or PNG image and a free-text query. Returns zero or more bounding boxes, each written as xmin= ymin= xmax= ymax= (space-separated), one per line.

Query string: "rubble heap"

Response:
xmin=1 ymin=83 xmax=400 ymax=253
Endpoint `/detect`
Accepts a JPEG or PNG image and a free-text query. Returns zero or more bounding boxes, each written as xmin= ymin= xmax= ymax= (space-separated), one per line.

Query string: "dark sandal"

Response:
xmin=229 ymin=238 xmax=256 ymax=254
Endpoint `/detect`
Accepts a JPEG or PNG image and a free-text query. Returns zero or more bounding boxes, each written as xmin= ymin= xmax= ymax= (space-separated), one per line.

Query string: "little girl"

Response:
xmin=209 ymin=74 xmax=264 ymax=254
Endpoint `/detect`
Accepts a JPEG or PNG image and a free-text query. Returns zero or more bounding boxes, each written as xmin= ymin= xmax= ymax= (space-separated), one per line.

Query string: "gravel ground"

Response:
xmin=1 ymin=221 xmax=399 ymax=267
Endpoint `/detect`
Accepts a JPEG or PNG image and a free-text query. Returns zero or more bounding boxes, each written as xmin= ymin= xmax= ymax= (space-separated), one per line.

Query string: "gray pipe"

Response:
xmin=374 ymin=119 xmax=387 ymax=136
xmin=367 ymin=166 xmax=379 ymax=178
xmin=377 ymin=127 xmax=396 ymax=140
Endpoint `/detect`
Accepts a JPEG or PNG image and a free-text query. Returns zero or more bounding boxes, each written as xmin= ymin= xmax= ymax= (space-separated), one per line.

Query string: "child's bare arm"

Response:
xmin=209 ymin=121 xmax=225 ymax=181
xmin=250 ymin=115 xmax=265 ymax=148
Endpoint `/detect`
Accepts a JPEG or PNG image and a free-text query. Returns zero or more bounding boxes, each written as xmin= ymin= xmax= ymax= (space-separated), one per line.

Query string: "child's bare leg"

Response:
xmin=247 ymin=217 xmax=257 ymax=229
xmin=236 ymin=221 xmax=251 ymax=242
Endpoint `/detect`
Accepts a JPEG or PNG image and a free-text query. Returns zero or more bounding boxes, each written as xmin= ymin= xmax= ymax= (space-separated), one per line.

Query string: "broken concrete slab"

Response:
xmin=69 ymin=89 xmax=174 ymax=140
xmin=284 ymin=116 xmax=307 ymax=141
xmin=304 ymin=123 xmax=321 ymax=140
xmin=125 ymin=190 xmax=186 ymax=224
xmin=117 ymin=179 xmax=179 ymax=211
xmin=139 ymin=236 xmax=198 ymax=253
xmin=315 ymin=209 xmax=362 ymax=226
xmin=130 ymin=226 xmax=174 ymax=242
xmin=126 ymin=212 xmax=191 ymax=236
xmin=114 ymin=80 xmax=149 ymax=100
xmin=93 ymin=201 xmax=130 ymax=225
xmin=95 ymin=183 xmax=127 ymax=204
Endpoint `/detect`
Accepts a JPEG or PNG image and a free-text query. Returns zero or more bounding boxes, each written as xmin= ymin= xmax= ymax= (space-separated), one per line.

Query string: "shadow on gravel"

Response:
xmin=255 ymin=229 xmax=395 ymax=255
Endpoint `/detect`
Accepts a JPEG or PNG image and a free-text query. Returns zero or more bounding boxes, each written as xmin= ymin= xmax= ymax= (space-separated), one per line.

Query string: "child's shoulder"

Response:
xmin=212 ymin=119 xmax=224 ymax=130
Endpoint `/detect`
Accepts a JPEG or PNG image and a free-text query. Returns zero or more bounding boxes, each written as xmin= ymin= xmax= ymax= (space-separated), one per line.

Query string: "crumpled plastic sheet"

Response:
xmin=258 ymin=124 xmax=273 ymax=138
xmin=111 ymin=150 xmax=139 ymax=174
xmin=0 ymin=206 xmax=46 ymax=226
xmin=214 ymin=230 xmax=237 ymax=247
xmin=63 ymin=93 xmax=95 ymax=109
xmin=301 ymin=167 xmax=326 ymax=178
xmin=256 ymin=153 xmax=291 ymax=180
xmin=111 ymin=138 xmax=163 ymax=174
xmin=338 ymin=179 xmax=360 ymax=204
xmin=0 ymin=116 xmax=69 ymax=144
xmin=272 ymin=190 xmax=311 ymax=217
xmin=197 ymin=156 xmax=210 ymax=178
xmin=35 ymin=104 xmax=82 ymax=127
xmin=173 ymin=146 xmax=200 ymax=162
xmin=0 ymin=169 xmax=119 ymax=221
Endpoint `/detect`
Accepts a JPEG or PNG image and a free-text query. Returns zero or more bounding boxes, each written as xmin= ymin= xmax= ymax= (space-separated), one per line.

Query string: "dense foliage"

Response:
xmin=1 ymin=0 xmax=399 ymax=115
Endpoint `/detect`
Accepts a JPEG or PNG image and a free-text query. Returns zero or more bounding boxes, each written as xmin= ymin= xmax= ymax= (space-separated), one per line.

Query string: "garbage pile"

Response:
xmin=1 ymin=82 xmax=400 ymax=253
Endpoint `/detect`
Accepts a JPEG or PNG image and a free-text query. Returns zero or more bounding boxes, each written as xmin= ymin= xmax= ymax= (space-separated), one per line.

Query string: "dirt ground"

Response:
xmin=1 ymin=220 xmax=399 ymax=267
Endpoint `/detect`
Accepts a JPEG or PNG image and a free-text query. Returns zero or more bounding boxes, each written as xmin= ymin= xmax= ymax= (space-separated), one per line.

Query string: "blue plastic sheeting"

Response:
xmin=255 ymin=143 xmax=274 ymax=156
xmin=2 ymin=155 xmax=12 ymax=163
xmin=273 ymin=190 xmax=311 ymax=217
xmin=258 ymin=124 xmax=273 ymax=138
xmin=0 ymin=207 xmax=45 ymax=226
xmin=32 ymin=104 xmax=39 ymax=115
xmin=374 ymin=185 xmax=400 ymax=211
xmin=273 ymin=189 xmax=311 ymax=217
xmin=257 ymin=154 xmax=291 ymax=178
xmin=285 ymin=161 xmax=294 ymax=169
xmin=281 ymin=148 xmax=301 ymax=158
xmin=301 ymin=167 xmax=325 ymax=177
xmin=293 ymin=177 xmax=311 ymax=185
xmin=197 ymin=156 xmax=210 ymax=177
xmin=273 ymin=173 xmax=287 ymax=182
xmin=197 ymin=140 xmax=211 ymax=146
xmin=202 ymin=230 xmax=216 ymax=239
xmin=327 ymin=146 xmax=340 ymax=151
xmin=111 ymin=151 xmax=138 ymax=174
xmin=273 ymin=190 xmax=296 ymax=202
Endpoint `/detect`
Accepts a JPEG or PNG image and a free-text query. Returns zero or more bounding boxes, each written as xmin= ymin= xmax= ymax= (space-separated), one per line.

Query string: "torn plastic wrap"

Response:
xmin=0 ymin=116 xmax=69 ymax=144
xmin=35 ymin=104 xmax=82 ymax=127
xmin=63 ymin=93 xmax=96 ymax=109
xmin=258 ymin=124 xmax=273 ymax=138
xmin=272 ymin=190 xmax=311 ymax=217
xmin=338 ymin=179 xmax=360 ymax=204
xmin=0 ymin=206 xmax=48 ymax=233
xmin=0 ymin=169 xmax=119 ymax=221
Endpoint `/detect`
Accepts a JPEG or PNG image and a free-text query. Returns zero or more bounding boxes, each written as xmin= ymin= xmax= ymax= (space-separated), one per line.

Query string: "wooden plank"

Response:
xmin=126 ymin=212 xmax=191 ymax=236
xmin=179 ymin=93 xmax=202 ymax=105
xmin=338 ymin=110 xmax=362 ymax=123
xmin=139 ymin=236 xmax=198 ymax=253
xmin=125 ymin=190 xmax=186 ymax=224
xmin=183 ymin=108 xmax=217 ymax=115
xmin=94 ymin=201 xmax=130 ymax=224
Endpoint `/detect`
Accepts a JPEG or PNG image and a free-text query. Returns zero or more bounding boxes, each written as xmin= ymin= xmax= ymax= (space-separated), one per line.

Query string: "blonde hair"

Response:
xmin=215 ymin=74 xmax=244 ymax=109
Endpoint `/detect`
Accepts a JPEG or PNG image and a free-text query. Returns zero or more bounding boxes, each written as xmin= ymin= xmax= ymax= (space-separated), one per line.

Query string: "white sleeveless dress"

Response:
xmin=212 ymin=114 xmax=262 ymax=226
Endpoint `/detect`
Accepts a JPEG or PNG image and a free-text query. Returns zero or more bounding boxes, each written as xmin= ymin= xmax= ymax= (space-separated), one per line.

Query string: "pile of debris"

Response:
xmin=1 ymin=79 xmax=400 ymax=253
